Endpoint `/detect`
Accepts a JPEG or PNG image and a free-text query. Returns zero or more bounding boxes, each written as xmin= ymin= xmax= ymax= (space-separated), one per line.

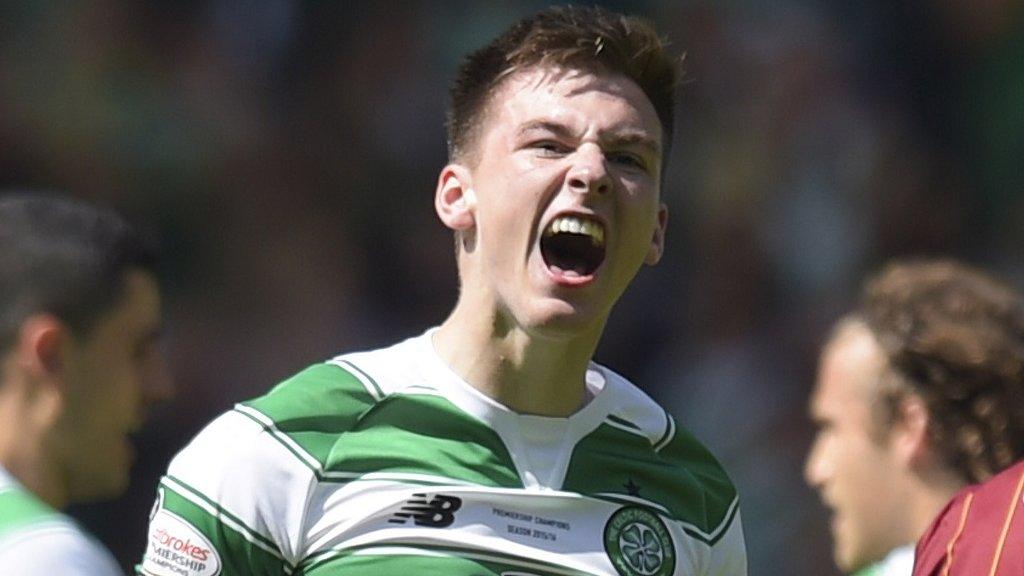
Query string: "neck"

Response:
xmin=0 ymin=370 xmax=68 ymax=509
xmin=901 ymin=467 xmax=967 ymax=544
xmin=433 ymin=294 xmax=605 ymax=417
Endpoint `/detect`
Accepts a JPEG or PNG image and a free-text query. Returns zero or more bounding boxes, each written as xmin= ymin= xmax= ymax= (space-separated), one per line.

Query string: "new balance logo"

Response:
xmin=388 ymin=493 xmax=462 ymax=527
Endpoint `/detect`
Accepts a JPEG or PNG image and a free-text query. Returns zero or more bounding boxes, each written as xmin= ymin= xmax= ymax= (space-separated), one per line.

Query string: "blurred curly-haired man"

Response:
xmin=806 ymin=259 xmax=1024 ymax=576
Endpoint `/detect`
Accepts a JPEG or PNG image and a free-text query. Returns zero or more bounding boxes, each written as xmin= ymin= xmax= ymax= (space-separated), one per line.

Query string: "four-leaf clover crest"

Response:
xmin=618 ymin=522 xmax=664 ymax=575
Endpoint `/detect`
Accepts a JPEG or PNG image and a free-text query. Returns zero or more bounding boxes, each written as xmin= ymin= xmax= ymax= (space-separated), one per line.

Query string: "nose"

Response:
xmin=804 ymin=437 xmax=829 ymax=489
xmin=566 ymin=145 xmax=611 ymax=195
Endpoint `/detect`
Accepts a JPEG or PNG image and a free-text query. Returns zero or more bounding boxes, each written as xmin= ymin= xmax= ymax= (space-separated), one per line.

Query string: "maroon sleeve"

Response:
xmin=913 ymin=460 xmax=1024 ymax=576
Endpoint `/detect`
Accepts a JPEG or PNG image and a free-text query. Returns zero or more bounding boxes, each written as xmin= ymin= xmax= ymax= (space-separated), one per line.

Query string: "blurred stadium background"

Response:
xmin=2 ymin=0 xmax=1023 ymax=573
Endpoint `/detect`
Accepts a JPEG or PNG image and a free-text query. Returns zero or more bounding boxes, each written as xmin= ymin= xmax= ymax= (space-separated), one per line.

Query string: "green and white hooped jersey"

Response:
xmin=140 ymin=331 xmax=746 ymax=576
xmin=0 ymin=465 xmax=123 ymax=575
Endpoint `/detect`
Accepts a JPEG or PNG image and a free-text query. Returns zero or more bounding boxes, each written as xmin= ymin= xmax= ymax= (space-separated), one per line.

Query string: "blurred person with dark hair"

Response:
xmin=806 ymin=259 xmax=1024 ymax=576
xmin=0 ymin=193 xmax=172 ymax=574
xmin=140 ymin=6 xmax=745 ymax=576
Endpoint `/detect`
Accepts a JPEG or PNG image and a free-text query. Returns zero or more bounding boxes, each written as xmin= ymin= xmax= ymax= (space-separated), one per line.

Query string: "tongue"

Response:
xmin=541 ymin=232 xmax=603 ymax=277
xmin=549 ymin=265 xmax=587 ymax=278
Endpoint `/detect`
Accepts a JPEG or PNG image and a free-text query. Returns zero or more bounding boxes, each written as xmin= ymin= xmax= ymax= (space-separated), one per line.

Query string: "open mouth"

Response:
xmin=540 ymin=215 xmax=606 ymax=277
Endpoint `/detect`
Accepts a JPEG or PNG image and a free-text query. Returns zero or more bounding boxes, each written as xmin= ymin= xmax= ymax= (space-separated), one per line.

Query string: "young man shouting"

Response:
xmin=141 ymin=7 xmax=746 ymax=576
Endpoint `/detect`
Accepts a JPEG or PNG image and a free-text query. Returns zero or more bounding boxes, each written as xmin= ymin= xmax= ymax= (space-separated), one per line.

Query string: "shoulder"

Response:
xmin=171 ymin=361 xmax=372 ymax=485
xmin=969 ymin=459 xmax=1024 ymax=506
xmin=214 ymin=333 xmax=431 ymax=470
xmin=585 ymin=365 xmax=741 ymax=545
xmin=241 ymin=361 xmax=382 ymax=439
xmin=600 ymin=364 xmax=739 ymax=499
xmin=0 ymin=480 xmax=62 ymax=539
xmin=235 ymin=334 xmax=433 ymax=464
xmin=153 ymin=361 xmax=371 ymax=564
xmin=244 ymin=332 xmax=432 ymax=419
xmin=150 ymin=338 xmax=426 ymax=564
xmin=914 ymin=460 xmax=1024 ymax=576
xmin=0 ymin=518 xmax=122 ymax=576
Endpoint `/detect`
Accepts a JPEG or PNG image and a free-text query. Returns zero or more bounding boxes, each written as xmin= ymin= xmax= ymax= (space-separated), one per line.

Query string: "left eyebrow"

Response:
xmin=603 ymin=130 xmax=661 ymax=156
xmin=517 ymin=120 xmax=660 ymax=155
xmin=516 ymin=120 xmax=577 ymax=140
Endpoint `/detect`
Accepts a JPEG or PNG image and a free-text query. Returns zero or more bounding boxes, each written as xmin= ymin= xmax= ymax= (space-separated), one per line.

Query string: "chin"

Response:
xmin=70 ymin=474 xmax=129 ymax=503
xmin=99 ymin=470 xmax=131 ymax=500
xmin=835 ymin=546 xmax=863 ymax=573
xmin=76 ymin=459 xmax=132 ymax=502
xmin=522 ymin=302 xmax=607 ymax=339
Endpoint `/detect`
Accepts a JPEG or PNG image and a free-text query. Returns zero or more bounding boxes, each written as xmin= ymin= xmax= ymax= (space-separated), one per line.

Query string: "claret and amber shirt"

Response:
xmin=914 ymin=460 xmax=1024 ymax=576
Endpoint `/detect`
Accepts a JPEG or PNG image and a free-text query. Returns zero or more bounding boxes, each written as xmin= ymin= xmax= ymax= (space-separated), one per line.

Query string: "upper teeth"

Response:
xmin=547 ymin=216 xmax=605 ymax=246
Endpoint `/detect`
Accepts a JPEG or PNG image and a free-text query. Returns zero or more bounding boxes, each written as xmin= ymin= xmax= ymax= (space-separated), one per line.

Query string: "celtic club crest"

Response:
xmin=603 ymin=506 xmax=676 ymax=576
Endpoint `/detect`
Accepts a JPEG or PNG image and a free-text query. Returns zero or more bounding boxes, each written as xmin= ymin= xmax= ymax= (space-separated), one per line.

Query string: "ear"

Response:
xmin=435 ymin=164 xmax=477 ymax=232
xmin=16 ymin=315 xmax=69 ymax=380
xmin=644 ymin=203 xmax=669 ymax=265
xmin=891 ymin=394 xmax=932 ymax=469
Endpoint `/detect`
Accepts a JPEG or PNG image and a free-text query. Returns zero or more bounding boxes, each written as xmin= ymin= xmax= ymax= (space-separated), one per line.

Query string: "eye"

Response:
xmin=608 ymin=151 xmax=648 ymax=171
xmin=530 ymin=140 xmax=570 ymax=157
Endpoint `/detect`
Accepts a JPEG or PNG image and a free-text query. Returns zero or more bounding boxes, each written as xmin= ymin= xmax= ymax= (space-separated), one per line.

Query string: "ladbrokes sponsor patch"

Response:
xmin=141 ymin=493 xmax=221 ymax=576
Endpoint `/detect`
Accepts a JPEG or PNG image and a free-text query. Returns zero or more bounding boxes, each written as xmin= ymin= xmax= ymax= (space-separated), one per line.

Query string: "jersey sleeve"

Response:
xmin=0 ymin=521 xmax=124 ymax=575
xmin=651 ymin=421 xmax=746 ymax=576
xmin=704 ymin=509 xmax=747 ymax=576
xmin=138 ymin=408 xmax=317 ymax=576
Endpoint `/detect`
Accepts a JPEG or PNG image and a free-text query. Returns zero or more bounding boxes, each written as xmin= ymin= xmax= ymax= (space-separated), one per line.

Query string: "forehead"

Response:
xmin=812 ymin=325 xmax=886 ymax=415
xmin=481 ymin=66 xmax=662 ymax=143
